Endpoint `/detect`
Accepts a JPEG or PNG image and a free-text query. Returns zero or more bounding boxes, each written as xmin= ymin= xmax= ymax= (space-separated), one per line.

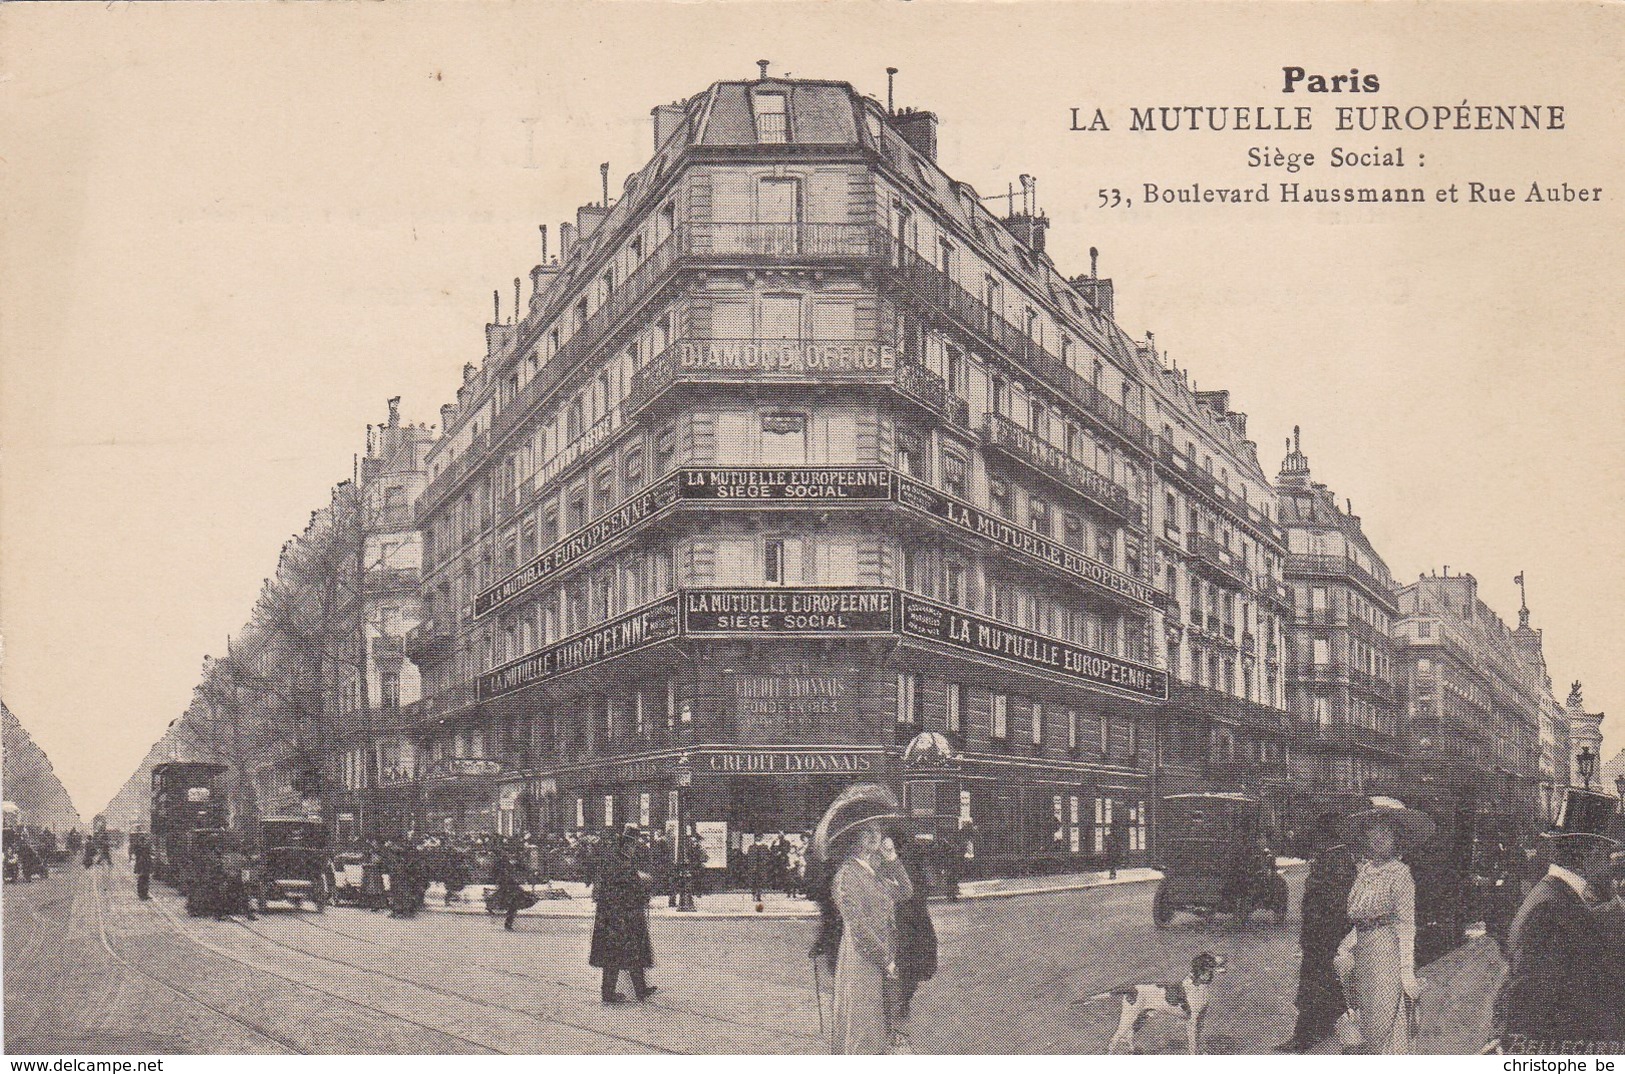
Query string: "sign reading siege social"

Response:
xmin=681 ymin=588 xmax=896 ymax=634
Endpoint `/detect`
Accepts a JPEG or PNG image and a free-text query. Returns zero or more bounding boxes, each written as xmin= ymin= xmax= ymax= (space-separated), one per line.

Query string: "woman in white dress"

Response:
xmin=1335 ymin=797 xmax=1435 ymax=1054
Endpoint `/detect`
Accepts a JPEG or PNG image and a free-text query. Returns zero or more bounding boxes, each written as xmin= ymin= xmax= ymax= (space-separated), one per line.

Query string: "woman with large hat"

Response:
xmin=1334 ymin=796 xmax=1435 ymax=1053
xmin=812 ymin=783 xmax=909 ymax=1054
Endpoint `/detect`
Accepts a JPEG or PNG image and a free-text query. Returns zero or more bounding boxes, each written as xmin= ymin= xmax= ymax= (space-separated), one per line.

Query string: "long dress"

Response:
xmin=831 ymin=857 xmax=907 ymax=1054
xmin=1345 ymin=857 xmax=1417 ymax=1054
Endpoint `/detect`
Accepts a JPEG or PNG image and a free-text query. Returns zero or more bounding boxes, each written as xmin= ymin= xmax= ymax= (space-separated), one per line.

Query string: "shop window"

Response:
xmin=1094 ymin=797 xmax=1113 ymax=853
xmin=1129 ymin=801 xmax=1148 ymax=852
xmin=991 ymin=692 xmax=1009 ymax=740
xmin=946 ymin=683 xmax=962 ymax=734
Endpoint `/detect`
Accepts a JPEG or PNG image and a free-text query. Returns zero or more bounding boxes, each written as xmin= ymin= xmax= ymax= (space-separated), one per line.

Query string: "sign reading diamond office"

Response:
xmin=477 ymin=595 xmax=681 ymax=701
xmin=673 ymin=340 xmax=897 ymax=375
xmin=682 ymin=588 xmax=896 ymax=634
xmin=899 ymin=593 xmax=1168 ymax=702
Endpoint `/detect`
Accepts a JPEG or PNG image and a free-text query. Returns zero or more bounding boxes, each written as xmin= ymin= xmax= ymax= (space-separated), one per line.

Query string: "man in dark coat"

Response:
xmin=881 ymin=828 xmax=938 ymax=1023
xmin=590 ymin=827 xmax=656 ymax=1003
xmin=1277 ymin=812 xmax=1358 ymax=1052
xmin=130 ymin=829 xmax=153 ymax=900
xmin=1493 ymin=826 xmax=1624 ymax=1052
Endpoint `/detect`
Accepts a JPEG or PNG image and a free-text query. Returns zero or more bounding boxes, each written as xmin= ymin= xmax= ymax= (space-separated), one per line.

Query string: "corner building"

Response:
xmin=409 ymin=74 xmax=1290 ymax=872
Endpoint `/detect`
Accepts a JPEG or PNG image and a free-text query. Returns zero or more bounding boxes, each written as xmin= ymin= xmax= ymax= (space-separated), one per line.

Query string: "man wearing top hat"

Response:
xmin=1492 ymin=789 xmax=1624 ymax=1053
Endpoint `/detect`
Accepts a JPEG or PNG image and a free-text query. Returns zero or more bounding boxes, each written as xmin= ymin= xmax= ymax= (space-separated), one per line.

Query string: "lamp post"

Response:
xmin=674 ymin=757 xmax=695 ymax=912
xmin=1576 ymin=746 xmax=1597 ymax=791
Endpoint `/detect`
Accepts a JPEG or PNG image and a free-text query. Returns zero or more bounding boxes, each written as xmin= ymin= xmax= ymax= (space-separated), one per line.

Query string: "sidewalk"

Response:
xmin=415 ymin=861 xmax=1306 ymax=920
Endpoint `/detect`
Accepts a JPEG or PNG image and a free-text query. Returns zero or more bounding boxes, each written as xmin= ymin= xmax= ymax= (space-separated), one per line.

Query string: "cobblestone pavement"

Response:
xmin=5 ymin=863 xmax=1504 ymax=1054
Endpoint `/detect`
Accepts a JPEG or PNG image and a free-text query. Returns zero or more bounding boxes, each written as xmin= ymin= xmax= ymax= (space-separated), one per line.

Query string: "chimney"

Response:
xmin=560 ymin=221 xmax=575 ymax=259
xmin=891 ymin=108 xmax=938 ymax=161
xmin=651 ymin=102 xmax=686 ymax=150
xmin=462 ymin=361 xmax=477 ymax=386
xmin=600 ymin=162 xmax=610 ymax=208
xmin=576 ymin=203 xmax=609 ymax=241
xmin=886 ymin=67 xmax=898 ymax=113
xmin=758 ymin=59 xmax=771 ymax=81
xmin=440 ymin=403 xmax=458 ymax=429
xmin=1071 ymin=274 xmax=1114 ymax=318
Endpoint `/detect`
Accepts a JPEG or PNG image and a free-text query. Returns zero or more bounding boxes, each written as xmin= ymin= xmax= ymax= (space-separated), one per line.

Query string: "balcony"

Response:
xmin=980 ymin=413 xmax=1143 ymax=527
xmin=404 ymin=619 xmax=455 ymax=666
xmin=1299 ymin=607 xmax=1345 ymax=627
xmin=873 ymin=231 xmax=1153 ymax=455
xmin=1167 ymin=678 xmax=1291 ymax=734
xmin=372 ymin=634 xmax=406 ymax=664
xmin=1155 ymin=437 xmax=1281 ymax=545
xmin=364 ymin=565 xmax=420 ymax=593
xmin=1287 ymin=553 xmax=1396 ymax=608
xmin=418 ymin=756 xmax=504 ymax=782
xmin=410 ymin=680 xmax=477 ymax=723
xmin=626 ymin=337 xmax=968 ymax=426
xmin=1294 ymin=661 xmax=1351 ymax=684
xmin=1187 ymin=531 xmax=1251 ymax=589
xmin=1348 ymin=665 xmax=1397 ymax=701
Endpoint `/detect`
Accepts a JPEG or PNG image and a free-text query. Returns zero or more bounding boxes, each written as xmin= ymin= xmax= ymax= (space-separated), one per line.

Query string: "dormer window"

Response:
xmin=753 ymin=92 xmax=789 ymax=143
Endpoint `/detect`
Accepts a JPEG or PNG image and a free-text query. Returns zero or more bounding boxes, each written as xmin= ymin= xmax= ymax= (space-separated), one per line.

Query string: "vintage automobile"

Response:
xmin=184 ymin=828 xmax=251 ymax=916
xmin=256 ymin=818 xmax=333 ymax=913
xmin=1152 ymin=792 xmax=1289 ymax=927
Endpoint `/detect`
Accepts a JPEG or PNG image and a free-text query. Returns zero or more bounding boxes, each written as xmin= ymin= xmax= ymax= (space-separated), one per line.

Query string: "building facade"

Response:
xmin=1275 ymin=427 xmax=1404 ymax=808
xmin=1563 ymin=681 xmax=1606 ymax=793
xmin=403 ymin=74 xmax=1291 ymax=871
xmin=1391 ymin=571 xmax=1544 ymax=833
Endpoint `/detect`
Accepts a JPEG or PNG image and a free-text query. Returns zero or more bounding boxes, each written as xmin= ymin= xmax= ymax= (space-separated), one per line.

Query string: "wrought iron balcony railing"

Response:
xmin=980 ymin=413 xmax=1142 ymax=527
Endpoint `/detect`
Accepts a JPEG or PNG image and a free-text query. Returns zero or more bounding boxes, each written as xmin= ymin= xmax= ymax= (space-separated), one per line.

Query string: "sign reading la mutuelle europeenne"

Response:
xmin=900 ymin=593 xmax=1169 ymax=702
xmin=478 ymin=595 xmax=681 ymax=701
xmin=682 ymin=587 xmax=896 ymax=634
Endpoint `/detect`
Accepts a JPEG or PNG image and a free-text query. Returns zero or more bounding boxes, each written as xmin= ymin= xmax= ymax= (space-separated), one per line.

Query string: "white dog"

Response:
xmin=1082 ymin=952 xmax=1228 ymax=1054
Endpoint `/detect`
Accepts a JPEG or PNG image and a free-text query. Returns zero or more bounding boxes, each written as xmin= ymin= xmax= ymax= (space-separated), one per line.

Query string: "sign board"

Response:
xmin=475 ymin=475 xmax=680 ymax=616
xmin=701 ymin=750 xmax=881 ymax=776
xmin=900 ymin=593 xmax=1168 ymax=701
xmin=895 ymin=476 xmax=1159 ymax=608
xmin=729 ymin=666 xmax=857 ymax=741
xmin=695 ymin=820 xmax=728 ymax=869
xmin=682 ymin=587 xmax=894 ymax=635
xmin=478 ymin=595 xmax=681 ymax=700
xmin=677 ymin=467 xmax=893 ymax=501
xmin=671 ymin=339 xmax=897 ymax=375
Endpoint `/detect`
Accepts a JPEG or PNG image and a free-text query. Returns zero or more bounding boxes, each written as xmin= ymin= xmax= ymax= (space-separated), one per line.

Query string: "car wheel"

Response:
xmin=1153 ymin=885 xmax=1174 ymax=928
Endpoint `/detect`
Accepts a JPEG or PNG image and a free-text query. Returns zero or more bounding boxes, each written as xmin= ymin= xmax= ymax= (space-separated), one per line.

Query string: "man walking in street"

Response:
xmin=129 ymin=827 xmax=153 ymax=901
xmin=589 ymin=826 xmax=657 ymax=1003
xmin=1277 ymin=811 xmax=1358 ymax=1052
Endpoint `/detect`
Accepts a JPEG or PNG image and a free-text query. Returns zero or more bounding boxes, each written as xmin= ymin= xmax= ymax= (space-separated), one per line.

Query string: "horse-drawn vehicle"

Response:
xmin=1152 ymin=792 xmax=1289 ymax=927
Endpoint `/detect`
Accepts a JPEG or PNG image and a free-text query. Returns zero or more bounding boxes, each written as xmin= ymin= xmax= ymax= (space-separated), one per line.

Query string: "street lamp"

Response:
xmin=673 ymin=757 xmax=695 ymax=912
xmin=1576 ymin=746 xmax=1597 ymax=791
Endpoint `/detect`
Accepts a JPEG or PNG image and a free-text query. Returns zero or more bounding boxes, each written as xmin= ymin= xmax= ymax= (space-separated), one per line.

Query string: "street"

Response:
xmin=4 ymin=864 xmax=1505 ymax=1054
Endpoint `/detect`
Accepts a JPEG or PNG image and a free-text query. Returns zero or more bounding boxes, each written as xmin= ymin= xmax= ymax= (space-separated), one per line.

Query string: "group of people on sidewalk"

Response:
xmin=1280 ymin=793 xmax=1625 ymax=1056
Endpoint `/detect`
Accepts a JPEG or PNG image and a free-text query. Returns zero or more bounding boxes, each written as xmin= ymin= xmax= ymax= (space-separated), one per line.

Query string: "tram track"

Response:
xmin=273 ymin=908 xmax=824 ymax=1049
xmin=85 ymin=869 xmax=306 ymax=1054
xmin=137 ymin=891 xmax=505 ymax=1054
xmin=229 ymin=911 xmax=690 ymax=1053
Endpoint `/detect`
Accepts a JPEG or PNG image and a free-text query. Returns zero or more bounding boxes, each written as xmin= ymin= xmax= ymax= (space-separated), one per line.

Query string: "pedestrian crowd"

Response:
xmin=1278 ymin=793 xmax=1625 ymax=1056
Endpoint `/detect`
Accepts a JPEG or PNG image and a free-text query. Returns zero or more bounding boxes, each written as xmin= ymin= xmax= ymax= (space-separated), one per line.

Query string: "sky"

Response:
xmin=2 ymin=1 xmax=1622 ymax=816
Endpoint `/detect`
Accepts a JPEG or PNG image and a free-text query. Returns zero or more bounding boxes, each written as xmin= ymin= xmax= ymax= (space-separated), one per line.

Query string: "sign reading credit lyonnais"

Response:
xmin=894 ymin=476 xmax=1160 ymax=609
xmin=682 ymin=588 xmax=896 ymax=634
xmin=675 ymin=340 xmax=896 ymax=375
xmin=900 ymin=594 xmax=1168 ymax=702
xmin=475 ymin=475 xmax=680 ymax=617
xmin=679 ymin=467 xmax=893 ymax=501
xmin=477 ymin=595 xmax=681 ymax=700
xmin=704 ymin=751 xmax=879 ymax=775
